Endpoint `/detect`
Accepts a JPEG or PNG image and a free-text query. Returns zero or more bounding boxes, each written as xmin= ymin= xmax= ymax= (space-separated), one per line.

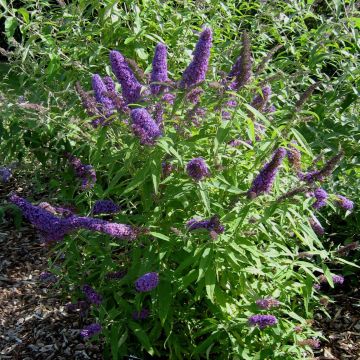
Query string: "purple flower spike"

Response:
xmin=287 ymin=143 xmax=302 ymax=173
xmin=309 ymin=216 xmax=324 ymax=236
xmin=186 ymin=157 xmax=210 ymax=181
xmin=65 ymin=153 xmax=96 ymax=190
xmin=335 ymin=195 xmax=354 ymax=211
xmin=10 ymin=195 xmax=137 ymax=242
xmin=250 ymin=86 xmax=271 ymax=112
xmin=248 ymin=147 xmax=286 ymax=197
xmin=248 ymin=314 xmax=277 ymax=329
xmin=312 ymin=188 xmax=328 ymax=209
xmin=180 ymin=28 xmax=212 ymax=88
xmin=150 ymin=43 xmax=169 ymax=95
xmin=80 ymin=323 xmax=102 ymax=339
xmin=103 ymin=76 xmax=116 ymax=92
xmin=255 ymin=298 xmax=280 ymax=310
xmin=228 ymin=32 xmax=252 ymax=90
xmin=92 ymin=74 xmax=114 ymax=114
xmin=132 ymin=308 xmax=150 ymax=320
xmin=92 ymin=200 xmax=121 ymax=215
xmin=187 ymin=215 xmax=224 ymax=234
xmin=135 ymin=272 xmax=159 ymax=292
xmin=301 ymin=151 xmax=343 ymax=183
xmin=110 ymin=50 xmax=142 ymax=104
xmin=130 ymin=108 xmax=162 ymax=145
xmin=82 ymin=284 xmax=102 ymax=305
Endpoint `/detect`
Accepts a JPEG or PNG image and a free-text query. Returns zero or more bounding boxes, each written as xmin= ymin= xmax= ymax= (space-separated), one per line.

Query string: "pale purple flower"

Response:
xmin=255 ymin=298 xmax=280 ymax=310
xmin=180 ymin=28 xmax=212 ymax=88
xmin=80 ymin=323 xmax=102 ymax=338
xmin=110 ymin=50 xmax=142 ymax=104
xmin=150 ymin=43 xmax=169 ymax=95
xmin=248 ymin=314 xmax=278 ymax=329
xmin=162 ymin=92 xmax=176 ymax=104
xmin=312 ymin=188 xmax=328 ymax=209
xmin=248 ymin=147 xmax=286 ymax=197
xmin=135 ymin=272 xmax=159 ymax=292
xmin=186 ymin=157 xmax=210 ymax=181
xmin=130 ymin=108 xmax=162 ymax=145
xmin=335 ymin=195 xmax=354 ymax=211
xmin=316 ymin=274 xmax=344 ymax=288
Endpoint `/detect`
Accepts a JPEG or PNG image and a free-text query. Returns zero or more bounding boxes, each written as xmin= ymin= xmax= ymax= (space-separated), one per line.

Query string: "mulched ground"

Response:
xmin=0 ymin=176 xmax=359 ymax=359
xmin=0 ymin=179 xmax=103 ymax=359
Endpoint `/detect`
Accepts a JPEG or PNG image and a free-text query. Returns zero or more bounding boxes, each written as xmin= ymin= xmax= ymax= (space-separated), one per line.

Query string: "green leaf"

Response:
xmin=128 ymin=321 xmax=155 ymax=355
xmin=17 ymin=8 xmax=29 ymax=24
xmin=149 ymin=232 xmax=169 ymax=241
xmin=205 ymin=266 xmax=216 ymax=303
xmin=5 ymin=17 xmax=18 ymax=39
xmin=158 ymin=280 xmax=172 ymax=325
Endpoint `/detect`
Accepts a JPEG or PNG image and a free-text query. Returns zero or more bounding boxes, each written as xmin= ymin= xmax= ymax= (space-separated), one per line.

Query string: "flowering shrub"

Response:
xmin=8 ymin=25 xmax=357 ymax=359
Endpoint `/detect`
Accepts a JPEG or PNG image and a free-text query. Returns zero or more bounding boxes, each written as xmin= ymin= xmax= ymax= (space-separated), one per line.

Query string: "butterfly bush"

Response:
xmin=32 ymin=27 xmax=355 ymax=358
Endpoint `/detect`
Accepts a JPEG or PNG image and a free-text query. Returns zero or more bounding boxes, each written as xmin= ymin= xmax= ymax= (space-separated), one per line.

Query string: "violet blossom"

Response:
xmin=186 ymin=157 xmax=210 ymax=181
xmin=130 ymin=108 xmax=162 ymax=145
xmin=135 ymin=272 xmax=159 ymax=292
xmin=150 ymin=43 xmax=169 ymax=95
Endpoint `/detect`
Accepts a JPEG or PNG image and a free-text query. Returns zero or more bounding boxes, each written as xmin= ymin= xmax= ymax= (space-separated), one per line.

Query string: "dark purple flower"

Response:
xmin=301 ymin=151 xmax=343 ymax=183
xmin=255 ymin=298 xmax=280 ymax=310
xmin=287 ymin=143 xmax=302 ymax=173
xmin=228 ymin=32 xmax=252 ymax=90
xmin=150 ymin=43 xmax=169 ymax=95
xmin=92 ymin=200 xmax=121 ymax=215
xmin=132 ymin=308 xmax=150 ymax=320
xmin=162 ymin=161 xmax=174 ymax=178
xmin=80 ymin=323 xmax=102 ymax=338
xmin=187 ymin=215 xmax=224 ymax=234
xmin=250 ymin=86 xmax=271 ymax=113
xmin=92 ymin=74 xmax=115 ymax=114
xmin=309 ymin=216 xmax=324 ymax=236
xmin=135 ymin=272 xmax=159 ymax=292
xmin=65 ymin=153 xmax=96 ymax=190
xmin=248 ymin=147 xmax=286 ymax=197
xmin=103 ymin=76 xmax=116 ymax=92
xmin=66 ymin=300 xmax=89 ymax=313
xmin=106 ymin=270 xmax=127 ymax=280
xmin=130 ymin=108 xmax=162 ymax=145
xmin=110 ymin=50 xmax=142 ymax=104
xmin=0 ymin=167 xmax=12 ymax=183
xmin=187 ymin=88 xmax=203 ymax=104
xmin=186 ymin=157 xmax=210 ymax=181
xmin=312 ymin=188 xmax=328 ymax=209
xmin=75 ymin=82 xmax=102 ymax=126
xmin=248 ymin=314 xmax=278 ymax=329
xmin=180 ymin=28 xmax=212 ymax=88
xmin=264 ymin=104 xmax=276 ymax=113
xmin=335 ymin=195 xmax=354 ymax=211
xmin=82 ymin=284 xmax=102 ymax=305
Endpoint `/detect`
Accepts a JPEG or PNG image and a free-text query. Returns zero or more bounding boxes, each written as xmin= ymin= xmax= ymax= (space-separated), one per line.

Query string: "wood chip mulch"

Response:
xmin=0 ymin=181 xmax=103 ymax=359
